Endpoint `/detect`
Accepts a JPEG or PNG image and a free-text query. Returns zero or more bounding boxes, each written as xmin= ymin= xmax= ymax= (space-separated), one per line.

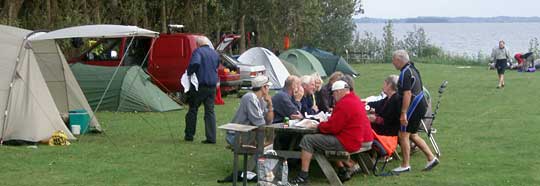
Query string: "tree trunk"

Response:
xmin=2 ymin=0 xmax=25 ymax=25
xmin=160 ymin=0 xmax=167 ymax=33
xmin=239 ymin=14 xmax=245 ymax=53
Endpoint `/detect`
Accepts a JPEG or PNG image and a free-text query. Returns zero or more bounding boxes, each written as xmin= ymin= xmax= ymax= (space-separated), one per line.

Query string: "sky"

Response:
xmin=361 ymin=0 xmax=540 ymax=18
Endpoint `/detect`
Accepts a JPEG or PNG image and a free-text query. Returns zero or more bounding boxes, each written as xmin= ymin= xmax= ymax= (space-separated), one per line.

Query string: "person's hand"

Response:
xmin=312 ymin=104 xmax=318 ymax=112
xmin=294 ymin=86 xmax=304 ymax=101
xmin=307 ymin=120 xmax=319 ymax=129
xmin=400 ymin=113 xmax=408 ymax=125
xmin=290 ymin=112 xmax=303 ymax=120
xmin=263 ymin=94 xmax=272 ymax=104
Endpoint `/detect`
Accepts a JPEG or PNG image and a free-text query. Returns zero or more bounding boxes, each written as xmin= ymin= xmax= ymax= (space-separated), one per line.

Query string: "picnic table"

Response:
xmin=265 ymin=122 xmax=372 ymax=186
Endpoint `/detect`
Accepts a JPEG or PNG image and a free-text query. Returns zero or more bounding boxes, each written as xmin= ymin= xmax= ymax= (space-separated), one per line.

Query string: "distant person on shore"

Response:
xmin=490 ymin=40 xmax=512 ymax=88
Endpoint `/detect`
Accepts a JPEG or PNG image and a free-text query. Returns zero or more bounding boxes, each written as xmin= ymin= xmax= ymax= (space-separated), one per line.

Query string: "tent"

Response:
xmin=70 ymin=63 xmax=182 ymax=112
xmin=279 ymin=49 xmax=327 ymax=78
xmin=0 ymin=25 xmax=84 ymax=142
xmin=281 ymin=59 xmax=302 ymax=76
xmin=238 ymin=47 xmax=290 ymax=89
xmin=302 ymin=47 xmax=359 ymax=77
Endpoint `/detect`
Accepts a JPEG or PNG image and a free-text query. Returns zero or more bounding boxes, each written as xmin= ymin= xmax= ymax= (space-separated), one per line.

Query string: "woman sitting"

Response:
xmin=367 ymin=75 xmax=401 ymax=136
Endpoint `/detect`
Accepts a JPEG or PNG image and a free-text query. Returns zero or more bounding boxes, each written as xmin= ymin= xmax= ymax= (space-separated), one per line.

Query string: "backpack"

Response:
xmin=257 ymin=150 xmax=290 ymax=186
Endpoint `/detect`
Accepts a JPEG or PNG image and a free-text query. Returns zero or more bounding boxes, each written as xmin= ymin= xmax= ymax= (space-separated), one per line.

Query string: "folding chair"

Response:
xmin=419 ymin=80 xmax=448 ymax=157
xmin=370 ymin=130 xmax=399 ymax=176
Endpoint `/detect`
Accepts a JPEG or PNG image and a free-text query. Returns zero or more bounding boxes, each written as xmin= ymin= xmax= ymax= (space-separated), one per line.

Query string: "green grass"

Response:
xmin=2 ymin=63 xmax=540 ymax=186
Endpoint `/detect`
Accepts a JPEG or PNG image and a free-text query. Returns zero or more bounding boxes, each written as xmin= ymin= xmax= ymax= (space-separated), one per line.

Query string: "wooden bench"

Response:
xmin=314 ymin=141 xmax=374 ymax=186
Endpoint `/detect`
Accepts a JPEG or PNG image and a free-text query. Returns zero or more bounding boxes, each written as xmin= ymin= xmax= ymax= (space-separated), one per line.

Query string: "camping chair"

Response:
xmin=370 ymin=130 xmax=399 ymax=176
xmin=418 ymin=80 xmax=448 ymax=157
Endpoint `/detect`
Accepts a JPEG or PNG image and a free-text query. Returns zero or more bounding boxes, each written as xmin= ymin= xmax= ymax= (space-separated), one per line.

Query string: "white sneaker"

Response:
xmin=392 ymin=166 xmax=411 ymax=173
xmin=423 ymin=157 xmax=439 ymax=171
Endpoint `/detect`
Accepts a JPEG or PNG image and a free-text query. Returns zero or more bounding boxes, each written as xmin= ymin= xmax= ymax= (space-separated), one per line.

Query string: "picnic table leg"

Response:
xmin=243 ymin=153 xmax=248 ymax=186
xmin=314 ymin=153 xmax=343 ymax=186
xmin=233 ymin=133 xmax=240 ymax=186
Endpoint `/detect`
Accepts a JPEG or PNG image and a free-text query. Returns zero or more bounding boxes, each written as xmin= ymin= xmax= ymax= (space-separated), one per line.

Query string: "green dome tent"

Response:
xmin=70 ymin=63 xmax=181 ymax=112
xmin=301 ymin=47 xmax=359 ymax=77
xmin=279 ymin=49 xmax=327 ymax=78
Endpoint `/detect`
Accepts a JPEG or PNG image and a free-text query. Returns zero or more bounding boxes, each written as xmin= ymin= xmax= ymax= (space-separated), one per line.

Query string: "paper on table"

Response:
xmin=305 ymin=112 xmax=330 ymax=122
xmin=292 ymin=119 xmax=319 ymax=128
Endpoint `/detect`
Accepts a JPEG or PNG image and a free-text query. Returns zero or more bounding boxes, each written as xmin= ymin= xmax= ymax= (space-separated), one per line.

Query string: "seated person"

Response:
xmin=367 ymin=75 xmax=401 ymax=136
xmin=317 ymin=71 xmax=344 ymax=113
xmin=272 ymin=75 xmax=303 ymax=123
xmin=290 ymin=80 xmax=373 ymax=184
xmin=226 ymin=75 xmax=274 ymax=145
xmin=300 ymin=75 xmax=318 ymax=116
xmin=272 ymin=75 xmax=303 ymax=150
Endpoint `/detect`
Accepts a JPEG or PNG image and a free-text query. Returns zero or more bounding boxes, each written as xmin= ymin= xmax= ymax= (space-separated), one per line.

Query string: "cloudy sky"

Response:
xmin=361 ymin=0 xmax=539 ymax=18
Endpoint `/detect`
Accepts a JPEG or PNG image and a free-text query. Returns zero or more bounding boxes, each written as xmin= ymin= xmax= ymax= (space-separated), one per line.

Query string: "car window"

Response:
xmin=86 ymin=39 xmax=121 ymax=61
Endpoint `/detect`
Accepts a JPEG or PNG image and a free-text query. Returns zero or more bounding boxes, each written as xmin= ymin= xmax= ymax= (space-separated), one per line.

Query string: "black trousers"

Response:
xmin=184 ymin=85 xmax=216 ymax=142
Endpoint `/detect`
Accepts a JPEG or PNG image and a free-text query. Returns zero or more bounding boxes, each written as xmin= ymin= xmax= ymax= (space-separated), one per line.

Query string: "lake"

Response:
xmin=355 ymin=22 xmax=540 ymax=57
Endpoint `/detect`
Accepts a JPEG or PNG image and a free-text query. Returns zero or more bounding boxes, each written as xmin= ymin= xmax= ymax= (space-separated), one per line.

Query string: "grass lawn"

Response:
xmin=2 ymin=63 xmax=540 ymax=186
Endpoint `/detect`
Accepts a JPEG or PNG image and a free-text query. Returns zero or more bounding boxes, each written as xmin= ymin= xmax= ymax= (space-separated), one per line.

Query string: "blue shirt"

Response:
xmin=300 ymin=95 xmax=317 ymax=116
xmin=271 ymin=88 xmax=301 ymax=123
xmin=187 ymin=45 xmax=220 ymax=87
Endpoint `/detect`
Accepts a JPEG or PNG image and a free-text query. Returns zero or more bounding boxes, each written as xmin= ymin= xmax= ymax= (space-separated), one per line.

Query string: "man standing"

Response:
xmin=290 ymin=80 xmax=373 ymax=184
xmin=184 ymin=36 xmax=220 ymax=144
xmin=391 ymin=50 xmax=439 ymax=173
xmin=490 ymin=40 xmax=511 ymax=88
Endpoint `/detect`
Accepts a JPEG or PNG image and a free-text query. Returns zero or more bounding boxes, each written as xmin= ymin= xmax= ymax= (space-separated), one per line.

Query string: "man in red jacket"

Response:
xmin=290 ymin=80 xmax=373 ymax=184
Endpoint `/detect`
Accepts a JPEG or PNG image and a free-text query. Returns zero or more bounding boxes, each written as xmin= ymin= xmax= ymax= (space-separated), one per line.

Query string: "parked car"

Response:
xmin=216 ymin=34 xmax=266 ymax=88
xmin=67 ymin=32 xmax=242 ymax=96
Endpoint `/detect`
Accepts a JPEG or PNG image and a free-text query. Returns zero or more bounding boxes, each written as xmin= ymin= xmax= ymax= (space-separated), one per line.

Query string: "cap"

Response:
xmin=252 ymin=75 xmax=273 ymax=88
xmin=331 ymin=80 xmax=349 ymax=91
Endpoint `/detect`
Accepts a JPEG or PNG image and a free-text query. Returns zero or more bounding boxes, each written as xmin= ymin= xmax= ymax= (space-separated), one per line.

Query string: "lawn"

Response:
xmin=1 ymin=63 xmax=539 ymax=186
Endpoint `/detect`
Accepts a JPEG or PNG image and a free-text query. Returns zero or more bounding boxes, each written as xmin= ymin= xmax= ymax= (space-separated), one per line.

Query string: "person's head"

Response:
xmin=392 ymin=50 xmax=410 ymax=70
xmin=251 ymin=75 xmax=272 ymax=96
xmin=196 ymin=36 xmax=212 ymax=47
xmin=312 ymin=73 xmax=323 ymax=91
xmin=339 ymin=75 xmax=355 ymax=92
xmin=300 ymin=75 xmax=315 ymax=95
xmin=328 ymin=71 xmax=344 ymax=85
xmin=499 ymin=40 xmax=505 ymax=49
xmin=284 ymin=75 xmax=300 ymax=95
xmin=331 ymin=80 xmax=351 ymax=102
xmin=382 ymin=75 xmax=399 ymax=95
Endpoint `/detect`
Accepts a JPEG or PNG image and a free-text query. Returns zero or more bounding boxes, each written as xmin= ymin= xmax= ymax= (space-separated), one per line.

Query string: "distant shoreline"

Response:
xmin=355 ymin=16 xmax=540 ymax=23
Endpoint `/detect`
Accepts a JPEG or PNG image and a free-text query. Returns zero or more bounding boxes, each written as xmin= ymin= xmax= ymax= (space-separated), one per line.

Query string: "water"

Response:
xmin=355 ymin=22 xmax=540 ymax=56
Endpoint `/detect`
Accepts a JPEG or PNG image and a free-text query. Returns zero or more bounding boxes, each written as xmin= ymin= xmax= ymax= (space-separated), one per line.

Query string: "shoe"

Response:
xmin=338 ymin=168 xmax=351 ymax=182
xmin=289 ymin=176 xmax=308 ymax=184
xmin=392 ymin=166 xmax=411 ymax=173
xmin=423 ymin=158 xmax=439 ymax=171
xmin=496 ymin=86 xmax=501 ymax=89
xmin=502 ymin=83 xmax=505 ymax=87
xmin=184 ymin=137 xmax=193 ymax=142
xmin=201 ymin=140 xmax=216 ymax=144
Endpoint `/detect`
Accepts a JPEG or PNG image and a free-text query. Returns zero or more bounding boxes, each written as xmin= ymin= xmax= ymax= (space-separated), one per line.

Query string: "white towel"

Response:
xmin=180 ymin=70 xmax=199 ymax=93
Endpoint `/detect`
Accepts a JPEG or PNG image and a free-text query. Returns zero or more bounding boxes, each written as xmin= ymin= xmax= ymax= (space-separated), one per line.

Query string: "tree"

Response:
xmin=382 ymin=20 xmax=395 ymax=63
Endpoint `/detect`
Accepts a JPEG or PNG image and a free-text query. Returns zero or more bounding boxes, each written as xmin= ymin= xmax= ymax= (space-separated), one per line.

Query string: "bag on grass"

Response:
xmin=257 ymin=150 xmax=289 ymax=186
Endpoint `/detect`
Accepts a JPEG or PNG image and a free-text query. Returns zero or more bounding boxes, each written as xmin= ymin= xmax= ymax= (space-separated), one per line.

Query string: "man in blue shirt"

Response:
xmin=184 ymin=36 xmax=220 ymax=144
xmin=272 ymin=75 xmax=303 ymax=123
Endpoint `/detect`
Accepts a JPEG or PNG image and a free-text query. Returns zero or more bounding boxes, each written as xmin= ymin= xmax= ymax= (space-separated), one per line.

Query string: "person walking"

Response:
xmin=391 ymin=50 xmax=439 ymax=173
xmin=491 ymin=40 xmax=512 ymax=88
xmin=184 ymin=36 xmax=220 ymax=144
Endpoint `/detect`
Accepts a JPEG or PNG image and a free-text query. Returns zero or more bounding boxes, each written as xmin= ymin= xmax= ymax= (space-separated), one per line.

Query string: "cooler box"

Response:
xmin=69 ymin=109 xmax=90 ymax=134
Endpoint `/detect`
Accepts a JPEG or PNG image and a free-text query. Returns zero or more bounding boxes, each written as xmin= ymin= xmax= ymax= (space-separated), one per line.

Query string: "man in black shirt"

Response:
xmin=391 ymin=50 xmax=439 ymax=173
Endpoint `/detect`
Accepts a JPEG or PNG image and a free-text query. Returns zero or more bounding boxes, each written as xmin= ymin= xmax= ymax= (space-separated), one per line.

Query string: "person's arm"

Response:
xmin=187 ymin=50 xmax=201 ymax=76
xmin=400 ymin=90 xmax=412 ymax=126
xmin=318 ymin=103 xmax=346 ymax=135
xmin=490 ymin=48 xmax=496 ymax=63
xmin=246 ymin=96 xmax=266 ymax=126
xmin=263 ymin=95 xmax=274 ymax=125
xmin=506 ymin=49 xmax=512 ymax=63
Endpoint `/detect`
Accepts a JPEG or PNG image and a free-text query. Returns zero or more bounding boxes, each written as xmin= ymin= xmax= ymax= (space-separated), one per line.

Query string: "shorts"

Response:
xmin=404 ymin=104 xmax=427 ymax=134
xmin=298 ymin=134 xmax=345 ymax=153
xmin=496 ymin=59 xmax=507 ymax=75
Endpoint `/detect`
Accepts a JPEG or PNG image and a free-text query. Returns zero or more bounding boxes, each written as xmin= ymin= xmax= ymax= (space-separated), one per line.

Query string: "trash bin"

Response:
xmin=69 ymin=109 xmax=90 ymax=134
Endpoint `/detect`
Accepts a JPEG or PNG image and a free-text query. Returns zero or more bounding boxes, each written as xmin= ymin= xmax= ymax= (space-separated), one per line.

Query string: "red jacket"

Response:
xmin=318 ymin=92 xmax=373 ymax=152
